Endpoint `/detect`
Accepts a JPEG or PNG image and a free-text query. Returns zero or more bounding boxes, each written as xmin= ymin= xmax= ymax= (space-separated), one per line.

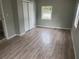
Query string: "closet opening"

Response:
xmin=0 ymin=20 xmax=5 ymax=40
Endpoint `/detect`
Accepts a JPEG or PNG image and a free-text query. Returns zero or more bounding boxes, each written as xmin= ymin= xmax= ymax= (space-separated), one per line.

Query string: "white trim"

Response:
xmin=0 ymin=0 xmax=8 ymax=39
xmin=71 ymin=31 xmax=77 ymax=59
xmin=36 ymin=25 xmax=71 ymax=30
xmin=7 ymin=34 xmax=17 ymax=40
xmin=6 ymin=32 xmax=26 ymax=39
xmin=16 ymin=31 xmax=26 ymax=36
xmin=7 ymin=31 xmax=27 ymax=39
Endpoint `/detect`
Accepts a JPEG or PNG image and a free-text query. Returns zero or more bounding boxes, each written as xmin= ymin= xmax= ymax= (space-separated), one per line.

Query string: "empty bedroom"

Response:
xmin=0 ymin=0 xmax=79 ymax=59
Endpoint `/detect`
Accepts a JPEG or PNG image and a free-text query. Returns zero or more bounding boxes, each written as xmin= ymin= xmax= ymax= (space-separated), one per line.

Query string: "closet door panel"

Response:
xmin=29 ymin=2 xmax=35 ymax=29
xmin=23 ymin=2 xmax=29 ymax=31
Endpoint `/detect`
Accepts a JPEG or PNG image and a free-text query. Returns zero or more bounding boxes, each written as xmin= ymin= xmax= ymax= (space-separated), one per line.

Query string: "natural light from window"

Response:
xmin=41 ymin=6 xmax=52 ymax=20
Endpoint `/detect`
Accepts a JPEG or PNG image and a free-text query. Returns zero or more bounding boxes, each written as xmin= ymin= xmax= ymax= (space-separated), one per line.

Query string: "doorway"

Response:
xmin=0 ymin=1 xmax=6 ymax=40
xmin=0 ymin=20 xmax=5 ymax=40
xmin=0 ymin=5 xmax=5 ymax=40
xmin=22 ymin=1 xmax=35 ymax=32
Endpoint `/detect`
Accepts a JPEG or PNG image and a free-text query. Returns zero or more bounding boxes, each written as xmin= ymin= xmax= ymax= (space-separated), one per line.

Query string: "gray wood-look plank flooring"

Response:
xmin=0 ymin=28 xmax=75 ymax=59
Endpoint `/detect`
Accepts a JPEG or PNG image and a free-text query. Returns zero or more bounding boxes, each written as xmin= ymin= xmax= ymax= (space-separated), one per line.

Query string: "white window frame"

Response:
xmin=41 ymin=6 xmax=52 ymax=20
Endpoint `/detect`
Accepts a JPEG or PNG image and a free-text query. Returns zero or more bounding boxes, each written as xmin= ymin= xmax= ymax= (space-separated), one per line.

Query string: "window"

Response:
xmin=74 ymin=4 xmax=79 ymax=28
xmin=41 ymin=6 xmax=52 ymax=20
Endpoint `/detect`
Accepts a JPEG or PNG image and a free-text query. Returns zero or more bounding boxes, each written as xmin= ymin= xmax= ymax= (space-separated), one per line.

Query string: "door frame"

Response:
xmin=0 ymin=0 xmax=8 ymax=39
xmin=27 ymin=2 xmax=30 ymax=30
xmin=22 ymin=1 xmax=36 ymax=32
xmin=22 ymin=1 xmax=31 ymax=32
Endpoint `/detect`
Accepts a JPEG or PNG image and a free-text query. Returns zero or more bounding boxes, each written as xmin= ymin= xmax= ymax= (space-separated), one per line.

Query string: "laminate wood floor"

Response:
xmin=0 ymin=28 xmax=75 ymax=59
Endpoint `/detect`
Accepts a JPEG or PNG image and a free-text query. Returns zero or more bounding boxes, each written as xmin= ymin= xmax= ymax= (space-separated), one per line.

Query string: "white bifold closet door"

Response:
xmin=23 ymin=1 xmax=35 ymax=32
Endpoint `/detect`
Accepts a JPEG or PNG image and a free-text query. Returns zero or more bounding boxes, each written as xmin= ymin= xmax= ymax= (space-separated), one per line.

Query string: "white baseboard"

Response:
xmin=6 ymin=34 xmax=17 ymax=40
xmin=16 ymin=31 xmax=26 ymax=36
xmin=20 ymin=32 xmax=26 ymax=36
xmin=5 ymin=27 xmax=36 ymax=40
xmin=36 ymin=25 xmax=71 ymax=30
xmin=6 ymin=31 xmax=27 ymax=40
xmin=6 ymin=32 xmax=26 ymax=40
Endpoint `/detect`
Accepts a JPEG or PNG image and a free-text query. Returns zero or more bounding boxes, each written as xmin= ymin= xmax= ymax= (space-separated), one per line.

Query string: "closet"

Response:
xmin=22 ymin=0 xmax=36 ymax=31
xmin=0 ymin=5 xmax=5 ymax=40
xmin=0 ymin=20 xmax=5 ymax=39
